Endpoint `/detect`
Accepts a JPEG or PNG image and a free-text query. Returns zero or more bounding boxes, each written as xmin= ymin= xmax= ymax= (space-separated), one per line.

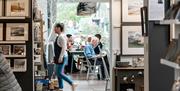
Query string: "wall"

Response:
xmin=111 ymin=0 xmax=121 ymax=91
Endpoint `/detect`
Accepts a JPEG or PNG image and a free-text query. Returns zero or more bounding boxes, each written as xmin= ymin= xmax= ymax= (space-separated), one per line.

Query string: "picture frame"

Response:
xmin=0 ymin=45 xmax=11 ymax=55
xmin=6 ymin=23 xmax=28 ymax=41
xmin=33 ymin=22 xmax=41 ymax=41
xmin=122 ymin=0 xmax=144 ymax=22
xmin=13 ymin=59 xmax=27 ymax=72
xmin=0 ymin=24 xmax=3 ymax=41
xmin=122 ymin=26 xmax=144 ymax=55
xmin=0 ymin=0 xmax=2 ymax=16
xmin=13 ymin=45 xmax=26 ymax=56
xmin=6 ymin=0 xmax=29 ymax=17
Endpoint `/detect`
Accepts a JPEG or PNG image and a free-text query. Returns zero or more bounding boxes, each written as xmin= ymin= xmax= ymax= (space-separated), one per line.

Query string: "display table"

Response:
xmin=114 ymin=67 xmax=144 ymax=91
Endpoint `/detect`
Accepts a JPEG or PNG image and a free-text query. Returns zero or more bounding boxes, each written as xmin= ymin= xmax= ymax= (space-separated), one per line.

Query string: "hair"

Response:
xmin=55 ymin=23 xmax=64 ymax=32
xmin=66 ymin=34 xmax=72 ymax=38
xmin=95 ymin=34 xmax=101 ymax=40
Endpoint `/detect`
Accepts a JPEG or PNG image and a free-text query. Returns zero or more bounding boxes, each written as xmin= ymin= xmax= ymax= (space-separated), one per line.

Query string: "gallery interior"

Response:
xmin=0 ymin=0 xmax=179 ymax=91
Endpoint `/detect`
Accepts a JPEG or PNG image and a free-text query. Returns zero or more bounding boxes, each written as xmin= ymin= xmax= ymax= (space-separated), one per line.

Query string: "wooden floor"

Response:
xmin=63 ymin=73 xmax=109 ymax=91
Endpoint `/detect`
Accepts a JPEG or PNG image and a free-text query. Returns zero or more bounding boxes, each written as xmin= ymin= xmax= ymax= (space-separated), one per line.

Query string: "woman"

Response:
xmin=0 ymin=49 xmax=22 ymax=91
xmin=53 ymin=23 xmax=77 ymax=91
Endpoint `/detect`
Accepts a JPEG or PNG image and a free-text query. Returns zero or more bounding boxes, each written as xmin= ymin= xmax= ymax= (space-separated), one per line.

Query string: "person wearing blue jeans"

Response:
xmin=53 ymin=23 xmax=77 ymax=91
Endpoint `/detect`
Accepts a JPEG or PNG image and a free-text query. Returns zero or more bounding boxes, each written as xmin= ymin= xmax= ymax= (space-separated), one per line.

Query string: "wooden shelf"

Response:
xmin=159 ymin=19 xmax=180 ymax=25
xmin=0 ymin=41 xmax=25 ymax=44
xmin=114 ymin=66 xmax=144 ymax=70
xmin=4 ymin=55 xmax=26 ymax=58
xmin=0 ymin=16 xmax=26 ymax=19
xmin=160 ymin=58 xmax=180 ymax=69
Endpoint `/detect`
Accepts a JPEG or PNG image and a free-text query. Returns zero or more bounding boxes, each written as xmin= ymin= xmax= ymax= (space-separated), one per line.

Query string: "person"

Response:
xmin=65 ymin=34 xmax=80 ymax=73
xmin=94 ymin=34 xmax=110 ymax=79
xmin=0 ymin=49 xmax=22 ymax=91
xmin=84 ymin=37 xmax=104 ymax=80
xmin=53 ymin=23 xmax=77 ymax=91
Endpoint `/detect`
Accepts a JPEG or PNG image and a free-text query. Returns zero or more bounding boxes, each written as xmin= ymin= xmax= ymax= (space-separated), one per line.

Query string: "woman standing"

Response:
xmin=53 ymin=23 xmax=77 ymax=91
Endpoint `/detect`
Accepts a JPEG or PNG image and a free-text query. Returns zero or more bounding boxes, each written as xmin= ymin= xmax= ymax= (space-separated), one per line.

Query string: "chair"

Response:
xmin=84 ymin=56 xmax=102 ymax=80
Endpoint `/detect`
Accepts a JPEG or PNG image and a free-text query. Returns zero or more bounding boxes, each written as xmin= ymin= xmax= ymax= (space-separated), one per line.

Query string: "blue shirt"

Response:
xmin=84 ymin=44 xmax=95 ymax=58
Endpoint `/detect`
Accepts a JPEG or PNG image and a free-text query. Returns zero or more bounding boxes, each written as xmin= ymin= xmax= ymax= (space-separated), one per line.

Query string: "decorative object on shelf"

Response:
xmin=122 ymin=26 xmax=144 ymax=55
xmin=6 ymin=0 xmax=29 ymax=17
xmin=13 ymin=59 xmax=27 ymax=72
xmin=6 ymin=23 xmax=28 ymax=41
xmin=0 ymin=45 xmax=11 ymax=55
xmin=122 ymin=0 xmax=144 ymax=22
xmin=0 ymin=0 xmax=3 ymax=16
xmin=164 ymin=2 xmax=180 ymax=20
xmin=34 ymin=22 xmax=41 ymax=41
xmin=13 ymin=45 xmax=26 ymax=56
xmin=0 ymin=24 xmax=3 ymax=41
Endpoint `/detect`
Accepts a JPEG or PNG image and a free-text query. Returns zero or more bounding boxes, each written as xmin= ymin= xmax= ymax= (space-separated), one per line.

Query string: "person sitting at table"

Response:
xmin=84 ymin=36 xmax=105 ymax=80
xmin=65 ymin=34 xmax=80 ymax=73
xmin=94 ymin=34 xmax=110 ymax=79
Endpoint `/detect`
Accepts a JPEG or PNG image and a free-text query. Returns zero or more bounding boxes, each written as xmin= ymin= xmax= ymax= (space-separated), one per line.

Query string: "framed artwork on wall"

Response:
xmin=0 ymin=0 xmax=2 ymax=16
xmin=122 ymin=26 xmax=144 ymax=55
xmin=122 ymin=0 xmax=144 ymax=22
xmin=6 ymin=23 xmax=28 ymax=41
xmin=0 ymin=45 xmax=11 ymax=55
xmin=6 ymin=0 xmax=29 ymax=17
xmin=13 ymin=59 xmax=27 ymax=72
xmin=0 ymin=24 xmax=3 ymax=41
xmin=13 ymin=45 xmax=26 ymax=56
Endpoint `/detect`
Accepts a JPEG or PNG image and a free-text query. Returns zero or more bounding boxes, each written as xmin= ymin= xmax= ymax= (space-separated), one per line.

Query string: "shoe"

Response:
xmin=71 ymin=83 xmax=78 ymax=91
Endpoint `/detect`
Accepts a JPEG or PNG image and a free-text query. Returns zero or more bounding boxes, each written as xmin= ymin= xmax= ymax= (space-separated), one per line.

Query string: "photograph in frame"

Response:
xmin=0 ymin=0 xmax=2 ymax=16
xmin=13 ymin=45 xmax=26 ymax=56
xmin=0 ymin=24 xmax=3 ymax=41
xmin=6 ymin=0 xmax=29 ymax=17
xmin=13 ymin=59 xmax=27 ymax=72
xmin=122 ymin=26 xmax=144 ymax=55
xmin=0 ymin=45 xmax=11 ymax=55
xmin=6 ymin=23 xmax=28 ymax=41
xmin=122 ymin=0 xmax=144 ymax=22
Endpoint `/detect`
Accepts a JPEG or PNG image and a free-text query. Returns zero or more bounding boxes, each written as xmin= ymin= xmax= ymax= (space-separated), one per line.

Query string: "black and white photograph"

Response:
xmin=13 ymin=59 xmax=27 ymax=72
xmin=6 ymin=23 xmax=28 ymax=41
xmin=13 ymin=45 xmax=26 ymax=56
xmin=0 ymin=45 xmax=11 ymax=55
xmin=6 ymin=0 xmax=29 ymax=17
xmin=122 ymin=26 xmax=144 ymax=55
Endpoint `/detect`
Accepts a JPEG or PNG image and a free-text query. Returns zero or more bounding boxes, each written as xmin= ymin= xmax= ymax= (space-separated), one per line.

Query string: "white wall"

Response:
xmin=111 ymin=0 xmax=121 ymax=91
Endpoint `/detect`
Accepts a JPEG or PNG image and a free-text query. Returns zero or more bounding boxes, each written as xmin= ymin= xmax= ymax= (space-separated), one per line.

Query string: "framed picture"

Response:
xmin=0 ymin=0 xmax=2 ymax=16
xmin=33 ymin=22 xmax=41 ymax=41
xmin=122 ymin=26 xmax=144 ymax=55
xmin=0 ymin=45 xmax=11 ymax=55
xmin=122 ymin=0 xmax=144 ymax=22
xmin=6 ymin=0 xmax=29 ymax=17
xmin=13 ymin=59 xmax=27 ymax=72
xmin=13 ymin=45 xmax=26 ymax=56
xmin=0 ymin=24 xmax=3 ymax=41
xmin=6 ymin=23 xmax=28 ymax=41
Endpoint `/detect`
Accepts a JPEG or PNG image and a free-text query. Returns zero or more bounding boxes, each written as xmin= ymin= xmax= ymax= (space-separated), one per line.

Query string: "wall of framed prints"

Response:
xmin=0 ymin=0 xmax=33 ymax=91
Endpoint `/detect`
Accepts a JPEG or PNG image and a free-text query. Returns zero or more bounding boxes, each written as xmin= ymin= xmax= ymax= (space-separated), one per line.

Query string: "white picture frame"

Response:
xmin=0 ymin=45 xmax=11 ymax=55
xmin=6 ymin=23 xmax=28 ymax=41
xmin=6 ymin=0 xmax=29 ymax=17
xmin=13 ymin=59 xmax=27 ymax=72
xmin=0 ymin=0 xmax=2 ymax=16
xmin=122 ymin=0 xmax=144 ymax=22
xmin=122 ymin=26 xmax=144 ymax=55
xmin=13 ymin=45 xmax=26 ymax=56
xmin=0 ymin=24 xmax=3 ymax=41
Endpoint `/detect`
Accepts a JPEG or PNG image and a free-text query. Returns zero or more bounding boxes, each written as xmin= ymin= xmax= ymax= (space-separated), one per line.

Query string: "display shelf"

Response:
xmin=160 ymin=58 xmax=180 ymax=69
xmin=12 ymin=69 xmax=27 ymax=72
xmin=0 ymin=41 xmax=26 ymax=44
xmin=4 ymin=55 xmax=26 ymax=57
xmin=0 ymin=16 xmax=26 ymax=19
xmin=159 ymin=19 xmax=180 ymax=25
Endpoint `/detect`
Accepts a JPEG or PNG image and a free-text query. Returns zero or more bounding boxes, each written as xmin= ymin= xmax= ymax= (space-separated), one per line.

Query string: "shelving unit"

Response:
xmin=160 ymin=59 xmax=180 ymax=69
xmin=160 ymin=20 xmax=180 ymax=25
